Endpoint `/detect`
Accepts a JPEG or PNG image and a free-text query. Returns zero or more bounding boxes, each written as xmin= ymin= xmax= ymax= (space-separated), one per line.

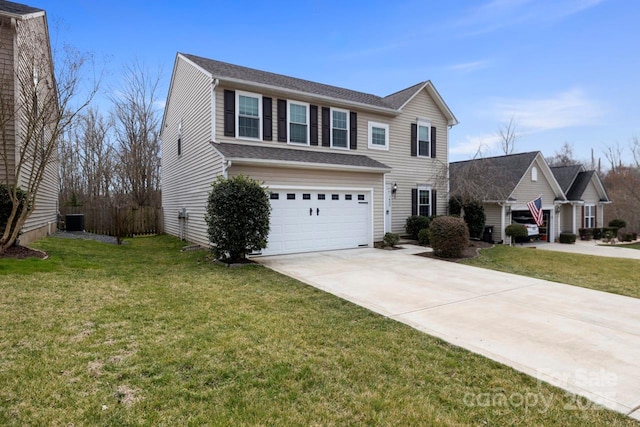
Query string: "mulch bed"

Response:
xmin=0 ymin=245 xmax=48 ymax=260
xmin=415 ymin=240 xmax=493 ymax=262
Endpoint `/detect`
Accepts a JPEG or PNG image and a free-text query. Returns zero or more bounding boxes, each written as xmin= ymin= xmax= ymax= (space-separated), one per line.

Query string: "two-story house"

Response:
xmin=161 ymin=53 xmax=457 ymax=255
xmin=0 ymin=0 xmax=58 ymax=245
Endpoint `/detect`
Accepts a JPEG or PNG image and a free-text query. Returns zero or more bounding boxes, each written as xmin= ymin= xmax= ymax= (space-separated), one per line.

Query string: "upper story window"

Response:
xmin=331 ymin=108 xmax=349 ymax=149
xmin=531 ymin=166 xmax=538 ymax=181
xmin=288 ymin=101 xmax=309 ymax=145
xmin=237 ymin=91 xmax=261 ymax=140
xmin=417 ymin=120 xmax=430 ymax=157
xmin=368 ymin=121 xmax=389 ymax=150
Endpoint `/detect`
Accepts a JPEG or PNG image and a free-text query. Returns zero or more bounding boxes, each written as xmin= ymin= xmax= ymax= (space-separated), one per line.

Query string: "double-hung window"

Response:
xmin=288 ymin=101 xmax=309 ymax=144
xmin=237 ymin=91 xmax=261 ymax=139
xmin=584 ymin=205 xmax=595 ymax=228
xmin=331 ymin=108 xmax=349 ymax=149
xmin=368 ymin=121 xmax=389 ymax=150
xmin=418 ymin=186 xmax=431 ymax=216
xmin=417 ymin=120 xmax=430 ymax=157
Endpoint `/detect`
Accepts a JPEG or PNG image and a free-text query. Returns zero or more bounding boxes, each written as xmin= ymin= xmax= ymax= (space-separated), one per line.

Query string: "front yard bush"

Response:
xmin=205 ymin=175 xmax=270 ymax=262
xmin=505 ymin=224 xmax=528 ymax=244
xmin=383 ymin=232 xmax=400 ymax=248
xmin=608 ymin=218 xmax=626 ymax=229
xmin=428 ymin=216 xmax=469 ymax=258
xmin=449 ymin=196 xmax=486 ymax=239
xmin=418 ymin=228 xmax=430 ymax=246
xmin=559 ymin=232 xmax=576 ymax=244
xmin=0 ymin=184 xmax=29 ymax=242
xmin=405 ymin=215 xmax=430 ymax=240
xmin=578 ymin=228 xmax=593 ymax=241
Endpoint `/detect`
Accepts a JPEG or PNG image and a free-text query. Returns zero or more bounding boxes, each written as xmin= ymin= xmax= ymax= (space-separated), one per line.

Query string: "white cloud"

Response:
xmin=448 ymin=60 xmax=491 ymax=74
xmin=452 ymin=0 xmax=606 ymax=36
xmin=493 ymin=88 xmax=604 ymax=132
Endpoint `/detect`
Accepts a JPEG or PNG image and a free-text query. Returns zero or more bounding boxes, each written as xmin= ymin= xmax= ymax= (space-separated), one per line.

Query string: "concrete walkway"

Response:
xmin=531 ymin=240 xmax=640 ymax=260
xmin=258 ymin=245 xmax=640 ymax=420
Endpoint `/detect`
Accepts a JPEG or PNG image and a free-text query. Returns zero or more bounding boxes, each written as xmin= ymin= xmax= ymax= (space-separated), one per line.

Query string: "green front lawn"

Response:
xmin=463 ymin=245 xmax=640 ymax=299
xmin=0 ymin=236 xmax=636 ymax=426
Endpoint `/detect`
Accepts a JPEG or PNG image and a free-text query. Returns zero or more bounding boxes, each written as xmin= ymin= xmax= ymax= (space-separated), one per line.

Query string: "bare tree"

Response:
xmin=547 ymin=142 xmax=578 ymax=167
xmin=498 ymin=116 xmax=518 ymax=155
xmin=111 ymin=61 xmax=162 ymax=207
xmin=0 ymin=31 xmax=98 ymax=252
xmin=603 ymin=137 xmax=640 ymax=232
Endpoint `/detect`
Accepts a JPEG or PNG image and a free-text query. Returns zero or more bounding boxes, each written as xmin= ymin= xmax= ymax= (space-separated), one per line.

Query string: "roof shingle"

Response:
xmin=213 ymin=142 xmax=390 ymax=171
xmin=0 ymin=0 xmax=42 ymax=16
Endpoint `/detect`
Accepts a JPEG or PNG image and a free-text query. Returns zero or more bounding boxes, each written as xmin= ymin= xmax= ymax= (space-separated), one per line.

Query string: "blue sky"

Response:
xmin=34 ymin=0 xmax=639 ymax=163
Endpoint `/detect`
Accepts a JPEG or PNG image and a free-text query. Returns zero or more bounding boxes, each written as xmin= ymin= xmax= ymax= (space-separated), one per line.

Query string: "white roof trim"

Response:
xmin=396 ymin=81 xmax=459 ymax=126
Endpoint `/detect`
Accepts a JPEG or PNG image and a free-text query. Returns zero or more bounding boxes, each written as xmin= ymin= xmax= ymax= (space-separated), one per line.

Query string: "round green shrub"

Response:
xmin=505 ymin=224 xmax=528 ymax=240
xmin=383 ymin=232 xmax=400 ymax=248
xmin=405 ymin=215 xmax=430 ymax=240
xmin=205 ymin=175 xmax=271 ymax=262
xmin=559 ymin=232 xmax=576 ymax=244
xmin=608 ymin=219 xmax=626 ymax=229
xmin=428 ymin=216 xmax=469 ymax=258
xmin=417 ymin=228 xmax=430 ymax=246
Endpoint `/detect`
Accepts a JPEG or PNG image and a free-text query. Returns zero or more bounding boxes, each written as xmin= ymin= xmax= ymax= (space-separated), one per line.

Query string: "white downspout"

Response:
xmin=210 ymin=77 xmax=219 ymax=143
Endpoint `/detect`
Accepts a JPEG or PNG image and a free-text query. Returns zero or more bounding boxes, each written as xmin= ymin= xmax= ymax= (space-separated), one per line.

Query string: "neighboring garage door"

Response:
xmin=262 ymin=189 xmax=371 ymax=256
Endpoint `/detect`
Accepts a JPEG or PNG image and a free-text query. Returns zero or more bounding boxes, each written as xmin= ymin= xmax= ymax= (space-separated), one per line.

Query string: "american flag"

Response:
xmin=527 ymin=196 xmax=544 ymax=226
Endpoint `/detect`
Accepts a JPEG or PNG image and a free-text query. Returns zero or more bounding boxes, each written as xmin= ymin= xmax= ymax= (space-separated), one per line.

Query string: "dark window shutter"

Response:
xmin=322 ymin=107 xmax=330 ymax=147
xmin=411 ymin=188 xmax=418 ymax=216
xmin=263 ymin=97 xmax=272 ymax=141
xmin=177 ymin=137 xmax=181 ymax=156
xmin=223 ymin=90 xmax=235 ymax=137
xmin=581 ymin=206 xmax=585 ymax=228
xmin=410 ymin=123 xmax=417 ymax=157
xmin=432 ymin=190 xmax=437 ymax=216
xmin=349 ymin=111 xmax=357 ymax=150
xmin=431 ymin=127 xmax=437 ymax=158
xmin=277 ymin=99 xmax=287 ymax=142
xmin=310 ymin=105 xmax=318 ymax=146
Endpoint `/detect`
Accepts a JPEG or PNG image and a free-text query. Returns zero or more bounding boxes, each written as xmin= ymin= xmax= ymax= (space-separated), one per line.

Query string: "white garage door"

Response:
xmin=262 ymin=189 xmax=371 ymax=256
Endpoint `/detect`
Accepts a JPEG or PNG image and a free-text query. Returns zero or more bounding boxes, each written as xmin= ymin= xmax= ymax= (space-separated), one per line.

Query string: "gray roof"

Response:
xmin=0 ymin=0 xmax=42 ymax=15
xmin=213 ymin=142 xmax=390 ymax=171
xmin=450 ymin=151 xmax=539 ymax=201
xmin=550 ymin=164 xmax=583 ymax=193
xmin=183 ymin=53 xmax=418 ymax=111
xmin=566 ymin=170 xmax=595 ymax=200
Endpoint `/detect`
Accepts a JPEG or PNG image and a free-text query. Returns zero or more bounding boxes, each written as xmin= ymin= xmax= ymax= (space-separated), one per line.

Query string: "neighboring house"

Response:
xmin=450 ymin=151 xmax=566 ymax=244
xmin=161 ymin=53 xmax=457 ymax=255
xmin=0 ymin=0 xmax=58 ymax=244
xmin=550 ymin=164 xmax=610 ymax=233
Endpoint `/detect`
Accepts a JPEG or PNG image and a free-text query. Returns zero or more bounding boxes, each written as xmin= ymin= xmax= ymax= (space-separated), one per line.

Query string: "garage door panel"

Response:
xmin=262 ymin=189 xmax=371 ymax=256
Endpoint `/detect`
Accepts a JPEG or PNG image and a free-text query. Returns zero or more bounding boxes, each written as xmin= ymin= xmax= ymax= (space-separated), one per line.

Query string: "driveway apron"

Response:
xmin=258 ymin=246 xmax=640 ymax=420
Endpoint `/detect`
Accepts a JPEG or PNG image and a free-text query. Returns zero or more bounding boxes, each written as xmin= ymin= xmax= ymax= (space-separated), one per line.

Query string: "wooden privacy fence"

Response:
xmin=60 ymin=206 xmax=164 ymax=237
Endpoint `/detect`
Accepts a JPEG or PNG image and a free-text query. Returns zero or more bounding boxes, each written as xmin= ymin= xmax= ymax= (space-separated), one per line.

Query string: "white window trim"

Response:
xmin=417 ymin=185 xmax=432 ymax=216
xmin=531 ymin=166 xmax=538 ymax=181
xmin=287 ymin=100 xmax=310 ymax=146
xmin=417 ymin=119 xmax=431 ymax=158
xmin=584 ymin=204 xmax=595 ymax=228
xmin=235 ymin=90 xmax=262 ymax=141
xmin=368 ymin=121 xmax=389 ymax=151
xmin=330 ymin=107 xmax=350 ymax=150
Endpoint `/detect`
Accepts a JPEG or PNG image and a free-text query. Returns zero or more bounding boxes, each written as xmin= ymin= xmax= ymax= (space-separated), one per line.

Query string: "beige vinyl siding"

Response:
xmin=483 ymin=203 xmax=504 ymax=242
xmin=161 ymin=56 xmax=222 ymax=246
xmin=13 ymin=15 xmax=58 ymax=240
xmin=560 ymin=205 xmax=574 ymax=233
xmin=581 ymin=179 xmax=600 ymax=203
xmin=228 ymin=165 xmax=385 ymax=241
xmin=214 ymin=86 xmax=448 ymax=235
xmin=511 ymin=157 xmax=560 ymax=210
xmin=0 ymin=16 xmax=16 ymax=183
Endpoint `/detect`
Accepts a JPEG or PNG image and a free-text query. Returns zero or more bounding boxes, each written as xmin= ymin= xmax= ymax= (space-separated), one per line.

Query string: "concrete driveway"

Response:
xmin=258 ymin=245 xmax=640 ymax=420
xmin=533 ymin=240 xmax=640 ymax=260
